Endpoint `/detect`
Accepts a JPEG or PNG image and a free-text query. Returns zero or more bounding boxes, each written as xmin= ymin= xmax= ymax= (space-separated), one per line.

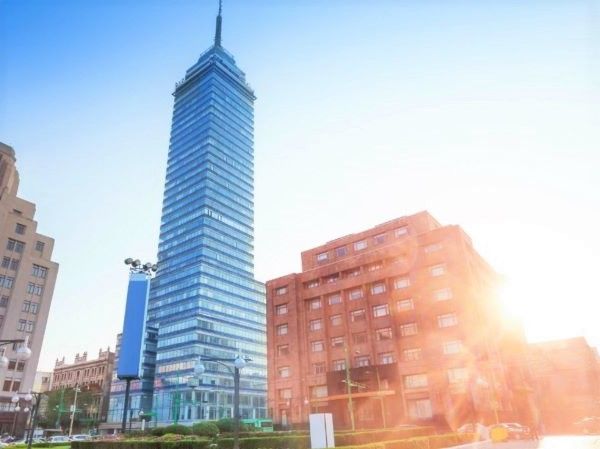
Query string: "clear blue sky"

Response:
xmin=1 ymin=0 xmax=599 ymax=371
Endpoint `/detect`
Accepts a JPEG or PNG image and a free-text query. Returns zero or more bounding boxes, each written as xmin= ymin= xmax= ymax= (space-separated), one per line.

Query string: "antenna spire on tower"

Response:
xmin=215 ymin=0 xmax=223 ymax=47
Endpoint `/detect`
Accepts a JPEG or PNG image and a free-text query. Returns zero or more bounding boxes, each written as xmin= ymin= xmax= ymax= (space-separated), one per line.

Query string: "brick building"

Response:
xmin=52 ymin=348 xmax=115 ymax=423
xmin=527 ymin=337 xmax=600 ymax=433
xmin=266 ymin=211 xmax=523 ymax=430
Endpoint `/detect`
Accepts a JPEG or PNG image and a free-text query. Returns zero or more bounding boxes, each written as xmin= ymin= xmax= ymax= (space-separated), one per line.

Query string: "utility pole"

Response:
xmin=343 ymin=346 xmax=355 ymax=431
xmin=68 ymin=385 xmax=81 ymax=437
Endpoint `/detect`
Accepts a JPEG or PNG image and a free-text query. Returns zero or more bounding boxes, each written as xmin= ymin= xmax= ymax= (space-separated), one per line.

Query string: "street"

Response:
xmin=448 ymin=436 xmax=600 ymax=449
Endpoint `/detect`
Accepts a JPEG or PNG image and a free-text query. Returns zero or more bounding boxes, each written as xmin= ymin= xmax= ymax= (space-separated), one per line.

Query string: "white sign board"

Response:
xmin=309 ymin=413 xmax=335 ymax=448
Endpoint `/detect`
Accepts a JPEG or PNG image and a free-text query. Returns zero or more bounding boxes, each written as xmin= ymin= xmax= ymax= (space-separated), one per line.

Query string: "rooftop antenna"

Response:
xmin=214 ymin=0 xmax=223 ymax=47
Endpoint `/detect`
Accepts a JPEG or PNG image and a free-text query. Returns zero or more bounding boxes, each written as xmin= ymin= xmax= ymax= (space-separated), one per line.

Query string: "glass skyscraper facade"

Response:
xmin=146 ymin=7 xmax=267 ymax=423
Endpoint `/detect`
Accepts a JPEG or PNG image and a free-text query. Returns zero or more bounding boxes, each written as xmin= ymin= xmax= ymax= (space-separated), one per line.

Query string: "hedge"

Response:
xmin=71 ymin=432 xmax=475 ymax=449
xmin=334 ymin=428 xmax=433 ymax=446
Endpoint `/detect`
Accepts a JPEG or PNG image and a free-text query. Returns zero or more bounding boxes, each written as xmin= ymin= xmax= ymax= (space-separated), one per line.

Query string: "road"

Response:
xmin=448 ymin=435 xmax=600 ymax=449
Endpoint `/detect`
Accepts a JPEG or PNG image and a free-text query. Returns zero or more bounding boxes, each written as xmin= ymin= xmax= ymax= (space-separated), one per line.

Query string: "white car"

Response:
xmin=48 ymin=436 xmax=70 ymax=443
xmin=70 ymin=435 xmax=91 ymax=442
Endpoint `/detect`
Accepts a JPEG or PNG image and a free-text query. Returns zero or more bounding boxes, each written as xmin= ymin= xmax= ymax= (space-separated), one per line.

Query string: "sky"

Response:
xmin=0 ymin=0 xmax=599 ymax=372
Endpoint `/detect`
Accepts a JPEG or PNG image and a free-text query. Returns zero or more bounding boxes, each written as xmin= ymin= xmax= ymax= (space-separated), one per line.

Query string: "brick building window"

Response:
xmin=307 ymin=298 xmax=322 ymax=310
xmin=404 ymin=374 xmax=428 ymax=389
xmin=311 ymin=385 xmax=328 ymax=398
xmin=437 ymin=313 xmax=458 ymax=328
xmin=316 ymin=252 xmax=329 ymax=262
xmin=352 ymin=332 xmax=368 ymax=344
xmin=328 ymin=293 xmax=342 ymax=305
xmin=394 ymin=226 xmax=408 ymax=237
xmin=374 ymin=233 xmax=386 ymax=245
xmin=394 ymin=277 xmax=410 ymax=289
xmin=330 ymin=314 xmax=342 ymax=326
xmin=274 ymin=286 xmax=288 ymax=296
xmin=309 ymin=319 xmax=322 ymax=332
xmin=335 ymin=246 xmax=347 ymax=257
xmin=434 ymin=288 xmax=453 ymax=301
xmin=279 ymin=388 xmax=292 ymax=400
xmin=276 ymin=324 xmax=288 ymax=336
xmin=354 ymin=240 xmax=368 ymax=251
xmin=306 ymin=280 xmax=319 ymax=289
xmin=447 ymin=367 xmax=468 ymax=384
xmin=324 ymin=274 xmax=339 ymax=284
xmin=375 ymin=327 xmax=393 ymax=340
xmin=350 ymin=309 xmax=366 ymax=322
xmin=331 ymin=336 xmax=344 ymax=348
xmin=371 ymin=282 xmax=386 ymax=295
xmin=332 ymin=359 xmax=346 ymax=371
xmin=400 ymin=322 xmax=418 ymax=336
xmin=355 ymin=355 xmax=370 ymax=367
xmin=442 ymin=340 xmax=463 ymax=355
xmin=275 ymin=304 xmax=288 ymax=315
xmin=367 ymin=262 xmax=383 ymax=272
xmin=311 ymin=341 xmax=324 ymax=352
xmin=313 ymin=362 xmax=326 ymax=374
xmin=349 ymin=288 xmax=363 ymax=300
xmin=407 ymin=399 xmax=432 ymax=419
xmin=430 ymin=264 xmax=446 ymax=277
xmin=424 ymin=243 xmax=443 ymax=253
xmin=403 ymin=348 xmax=422 ymax=361
xmin=277 ymin=344 xmax=289 ymax=356
xmin=372 ymin=304 xmax=390 ymax=318
xmin=379 ymin=352 xmax=395 ymax=364
xmin=278 ymin=366 xmax=290 ymax=378
xmin=397 ymin=298 xmax=414 ymax=311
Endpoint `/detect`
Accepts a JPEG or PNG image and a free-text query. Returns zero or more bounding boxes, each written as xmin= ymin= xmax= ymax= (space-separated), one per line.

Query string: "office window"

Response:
xmin=352 ymin=332 xmax=368 ymax=344
xmin=306 ymin=280 xmax=320 ymax=289
xmin=374 ymin=233 xmax=386 ymax=245
xmin=279 ymin=388 xmax=292 ymax=400
xmin=355 ymin=355 xmax=370 ymax=367
xmin=35 ymin=241 xmax=45 ymax=252
xmin=17 ymin=319 xmax=27 ymax=331
xmin=350 ymin=309 xmax=366 ymax=322
xmin=311 ymin=385 xmax=328 ymax=398
xmin=424 ymin=243 xmax=443 ymax=253
xmin=407 ymin=399 xmax=432 ymax=419
xmin=430 ymin=264 xmax=446 ymax=277
xmin=354 ymin=240 xmax=367 ymax=251
xmin=22 ymin=301 xmax=32 ymax=313
xmin=276 ymin=324 xmax=288 ymax=336
xmin=375 ymin=327 xmax=393 ymax=340
xmin=434 ymin=288 xmax=453 ymax=301
xmin=367 ymin=262 xmax=383 ymax=272
xmin=394 ymin=226 xmax=408 ymax=238
xmin=438 ymin=313 xmax=458 ymax=328
xmin=311 ymin=341 xmax=324 ymax=352
xmin=372 ymin=304 xmax=390 ymax=318
xmin=6 ymin=239 xmax=25 ymax=253
xmin=404 ymin=374 xmax=428 ymax=389
xmin=400 ymin=322 xmax=418 ymax=336
xmin=335 ymin=246 xmax=347 ymax=257
xmin=0 ymin=276 xmax=14 ymax=289
xmin=308 ymin=298 xmax=322 ymax=310
xmin=274 ymin=286 xmax=288 ymax=296
xmin=15 ymin=224 xmax=26 ymax=235
xmin=328 ymin=293 xmax=342 ymax=305
xmin=309 ymin=319 xmax=322 ymax=332
xmin=324 ymin=274 xmax=339 ymax=284
xmin=27 ymin=283 xmax=43 ymax=295
xmin=1 ymin=257 xmax=9 ymax=268
xmin=443 ymin=340 xmax=463 ymax=355
xmin=394 ymin=277 xmax=410 ymax=289
xmin=313 ymin=362 xmax=326 ymax=375
xmin=275 ymin=304 xmax=288 ymax=316
xmin=448 ymin=367 xmax=468 ymax=384
xmin=403 ymin=348 xmax=422 ymax=361
xmin=0 ymin=296 xmax=8 ymax=307
xmin=380 ymin=352 xmax=395 ymax=364
xmin=277 ymin=344 xmax=290 ymax=356
xmin=330 ymin=314 xmax=342 ymax=326
xmin=332 ymin=359 xmax=346 ymax=371
xmin=9 ymin=259 xmax=18 ymax=271
xmin=331 ymin=336 xmax=344 ymax=348
xmin=397 ymin=298 xmax=414 ymax=311
xmin=371 ymin=282 xmax=386 ymax=295
xmin=316 ymin=252 xmax=329 ymax=262
xmin=349 ymin=288 xmax=363 ymax=300
xmin=278 ymin=366 xmax=290 ymax=378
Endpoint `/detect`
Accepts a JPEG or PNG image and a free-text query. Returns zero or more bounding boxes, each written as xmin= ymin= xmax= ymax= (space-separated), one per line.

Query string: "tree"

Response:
xmin=40 ymin=386 xmax=97 ymax=432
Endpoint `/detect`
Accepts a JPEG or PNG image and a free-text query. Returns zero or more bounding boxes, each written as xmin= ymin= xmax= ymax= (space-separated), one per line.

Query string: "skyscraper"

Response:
xmin=147 ymin=4 xmax=266 ymax=423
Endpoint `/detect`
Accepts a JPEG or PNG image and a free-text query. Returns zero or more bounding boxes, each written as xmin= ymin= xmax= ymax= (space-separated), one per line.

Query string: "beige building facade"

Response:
xmin=0 ymin=142 xmax=59 ymax=434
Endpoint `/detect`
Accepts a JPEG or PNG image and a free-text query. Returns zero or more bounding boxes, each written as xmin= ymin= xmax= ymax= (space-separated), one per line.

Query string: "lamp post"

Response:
xmin=68 ymin=384 xmax=81 ymax=437
xmin=194 ymin=355 xmax=251 ymax=449
xmin=2 ymin=338 xmax=31 ymax=437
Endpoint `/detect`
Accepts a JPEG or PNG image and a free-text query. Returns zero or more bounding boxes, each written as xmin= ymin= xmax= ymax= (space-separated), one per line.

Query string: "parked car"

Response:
xmin=575 ymin=417 xmax=600 ymax=434
xmin=492 ymin=423 xmax=531 ymax=440
xmin=48 ymin=435 xmax=70 ymax=443
xmin=70 ymin=435 xmax=91 ymax=442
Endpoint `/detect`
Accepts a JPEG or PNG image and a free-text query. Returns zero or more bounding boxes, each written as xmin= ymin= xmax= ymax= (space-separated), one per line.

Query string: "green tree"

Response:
xmin=40 ymin=386 xmax=96 ymax=432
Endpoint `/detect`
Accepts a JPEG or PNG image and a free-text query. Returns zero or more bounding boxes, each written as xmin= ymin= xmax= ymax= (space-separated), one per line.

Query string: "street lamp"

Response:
xmin=193 ymin=355 xmax=251 ymax=449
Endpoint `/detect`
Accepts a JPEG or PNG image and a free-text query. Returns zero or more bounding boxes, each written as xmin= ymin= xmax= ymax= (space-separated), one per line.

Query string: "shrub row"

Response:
xmin=335 ymin=427 xmax=433 ymax=446
xmin=72 ymin=432 xmax=474 ymax=449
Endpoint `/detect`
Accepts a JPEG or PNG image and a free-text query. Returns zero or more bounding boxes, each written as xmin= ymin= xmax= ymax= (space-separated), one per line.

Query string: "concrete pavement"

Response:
xmin=446 ymin=435 xmax=600 ymax=449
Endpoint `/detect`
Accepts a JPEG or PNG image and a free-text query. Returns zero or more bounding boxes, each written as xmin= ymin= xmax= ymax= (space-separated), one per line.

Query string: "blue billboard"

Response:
xmin=117 ymin=272 xmax=150 ymax=379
